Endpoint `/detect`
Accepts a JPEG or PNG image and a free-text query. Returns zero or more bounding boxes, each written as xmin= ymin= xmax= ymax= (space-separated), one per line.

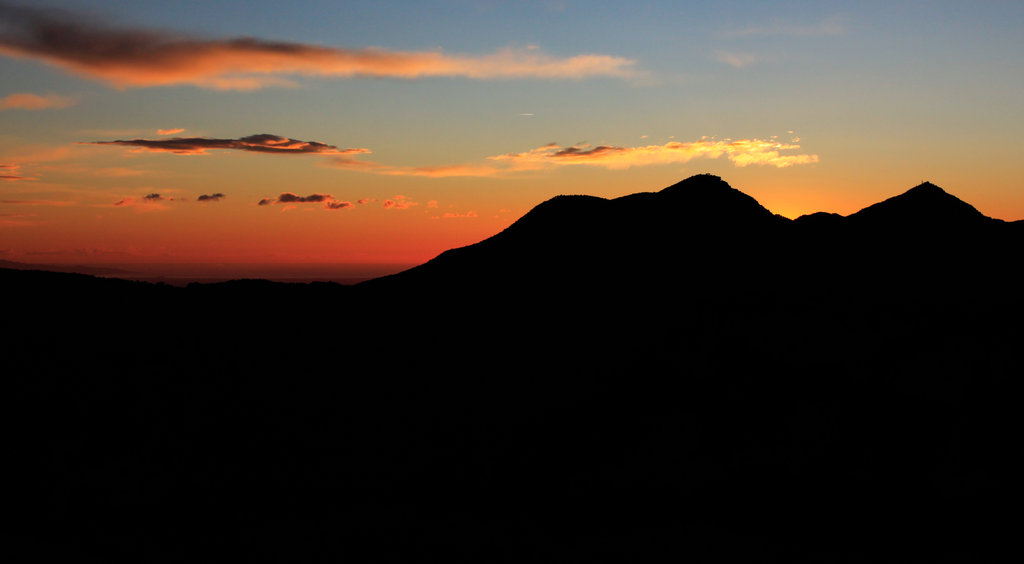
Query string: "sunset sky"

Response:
xmin=3 ymin=1 xmax=1022 ymax=275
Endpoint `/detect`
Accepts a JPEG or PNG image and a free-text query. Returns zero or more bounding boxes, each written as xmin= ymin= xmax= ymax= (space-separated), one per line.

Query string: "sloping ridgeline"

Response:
xmin=7 ymin=174 xmax=1022 ymax=562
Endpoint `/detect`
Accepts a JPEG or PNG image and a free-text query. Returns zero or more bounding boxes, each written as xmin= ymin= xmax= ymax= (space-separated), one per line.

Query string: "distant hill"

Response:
xmin=5 ymin=174 xmax=1022 ymax=563
xmin=0 ymin=258 xmax=133 ymax=276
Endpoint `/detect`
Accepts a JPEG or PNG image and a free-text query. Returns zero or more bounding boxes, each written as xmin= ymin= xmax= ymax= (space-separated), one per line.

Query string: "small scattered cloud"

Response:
xmin=715 ymin=51 xmax=761 ymax=68
xmin=324 ymin=200 xmax=353 ymax=210
xmin=84 ymin=133 xmax=368 ymax=156
xmin=440 ymin=211 xmax=478 ymax=219
xmin=383 ymin=195 xmax=418 ymax=210
xmin=0 ymin=3 xmax=637 ymax=90
xmin=157 ymin=128 xmax=184 ymax=135
xmin=0 ymin=92 xmax=75 ymax=110
xmin=113 ymin=192 xmax=180 ymax=208
xmin=197 ymin=193 xmax=225 ymax=202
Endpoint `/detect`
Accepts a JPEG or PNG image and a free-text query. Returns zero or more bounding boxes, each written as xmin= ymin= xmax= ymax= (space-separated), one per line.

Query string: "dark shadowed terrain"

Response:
xmin=7 ymin=174 xmax=1022 ymax=562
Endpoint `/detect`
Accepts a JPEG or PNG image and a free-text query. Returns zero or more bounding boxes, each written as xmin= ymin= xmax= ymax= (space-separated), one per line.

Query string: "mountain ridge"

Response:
xmin=363 ymin=174 xmax=1020 ymax=294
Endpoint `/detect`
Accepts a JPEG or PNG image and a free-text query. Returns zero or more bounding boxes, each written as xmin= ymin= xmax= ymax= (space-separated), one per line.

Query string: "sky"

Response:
xmin=2 ymin=0 xmax=1023 ymax=274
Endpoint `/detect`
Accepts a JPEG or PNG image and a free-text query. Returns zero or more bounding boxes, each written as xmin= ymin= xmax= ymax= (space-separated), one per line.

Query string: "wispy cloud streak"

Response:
xmin=0 ymin=92 xmax=74 ymax=110
xmin=0 ymin=2 xmax=636 ymax=90
xmin=0 ymin=163 xmax=36 ymax=181
xmin=725 ymin=15 xmax=847 ymax=37
xmin=84 ymin=133 xmax=369 ymax=155
xmin=331 ymin=155 xmax=503 ymax=178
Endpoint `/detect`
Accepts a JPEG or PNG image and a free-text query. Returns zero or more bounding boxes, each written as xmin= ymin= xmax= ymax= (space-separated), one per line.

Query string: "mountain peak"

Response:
xmin=907 ymin=181 xmax=945 ymax=194
xmin=656 ymin=173 xmax=776 ymax=222
xmin=848 ymin=181 xmax=990 ymax=227
xmin=658 ymin=173 xmax=730 ymax=195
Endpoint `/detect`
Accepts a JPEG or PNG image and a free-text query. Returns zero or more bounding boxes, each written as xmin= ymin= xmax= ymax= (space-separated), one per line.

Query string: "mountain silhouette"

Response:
xmin=365 ymin=174 xmax=1019 ymax=300
xmin=5 ymin=174 xmax=1022 ymax=562
xmin=363 ymin=174 xmax=791 ymax=297
xmin=847 ymin=181 xmax=994 ymax=228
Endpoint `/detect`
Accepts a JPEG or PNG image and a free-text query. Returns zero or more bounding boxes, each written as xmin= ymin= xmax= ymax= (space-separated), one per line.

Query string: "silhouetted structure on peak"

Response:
xmin=848 ymin=180 xmax=994 ymax=229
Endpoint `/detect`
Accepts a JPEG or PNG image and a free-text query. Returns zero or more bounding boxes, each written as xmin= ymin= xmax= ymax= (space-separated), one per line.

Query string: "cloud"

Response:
xmin=383 ymin=195 xmax=418 ymax=210
xmin=0 ymin=3 xmax=637 ymax=90
xmin=197 ymin=193 xmax=224 ymax=202
xmin=440 ymin=211 xmax=478 ymax=219
xmin=113 ymin=193 xmax=177 ymax=208
xmin=84 ymin=133 xmax=369 ymax=155
xmin=0 ymin=212 xmax=37 ymax=227
xmin=0 ymin=92 xmax=75 ymax=110
xmin=0 ymin=199 xmax=75 ymax=206
xmin=725 ymin=15 xmax=847 ymax=37
xmin=157 ymin=128 xmax=184 ymax=135
xmin=488 ymin=138 xmax=819 ymax=170
xmin=277 ymin=192 xmax=331 ymax=203
xmin=90 ymin=166 xmax=148 ymax=177
xmin=331 ymin=154 xmax=503 ymax=178
xmin=1 ymin=163 xmax=35 ymax=181
xmin=258 ymin=192 xmax=352 ymax=210
xmin=328 ymin=136 xmax=818 ymax=177
xmin=715 ymin=51 xmax=760 ymax=68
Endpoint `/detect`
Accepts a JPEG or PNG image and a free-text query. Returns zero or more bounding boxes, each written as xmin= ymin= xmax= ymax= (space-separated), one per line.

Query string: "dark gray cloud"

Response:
xmin=277 ymin=193 xmax=331 ymax=203
xmin=258 ymin=192 xmax=354 ymax=210
xmin=83 ymin=133 xmax=368 ymax=155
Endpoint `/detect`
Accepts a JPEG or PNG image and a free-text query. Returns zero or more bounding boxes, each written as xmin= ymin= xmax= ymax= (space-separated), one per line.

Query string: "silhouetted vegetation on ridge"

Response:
xmin=6 ymin=174 xmax=1022 ymax=562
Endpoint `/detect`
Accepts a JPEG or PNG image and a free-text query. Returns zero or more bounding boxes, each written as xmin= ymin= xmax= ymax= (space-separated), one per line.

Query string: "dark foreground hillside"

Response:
xmin=7 ymin=175 xmax=1023 ymax=562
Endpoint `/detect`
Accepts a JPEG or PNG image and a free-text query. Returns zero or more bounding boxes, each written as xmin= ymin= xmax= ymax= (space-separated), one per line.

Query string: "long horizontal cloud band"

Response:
xmin=0 ymin=3 xmax=635 ymax=89
xmin=490 ymin=139 xmax=819 ymax=169
xmin=83 ymin=134 xmax=368 ymax=155
xmin=331 ymin=138 xmax=819 ymax=177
